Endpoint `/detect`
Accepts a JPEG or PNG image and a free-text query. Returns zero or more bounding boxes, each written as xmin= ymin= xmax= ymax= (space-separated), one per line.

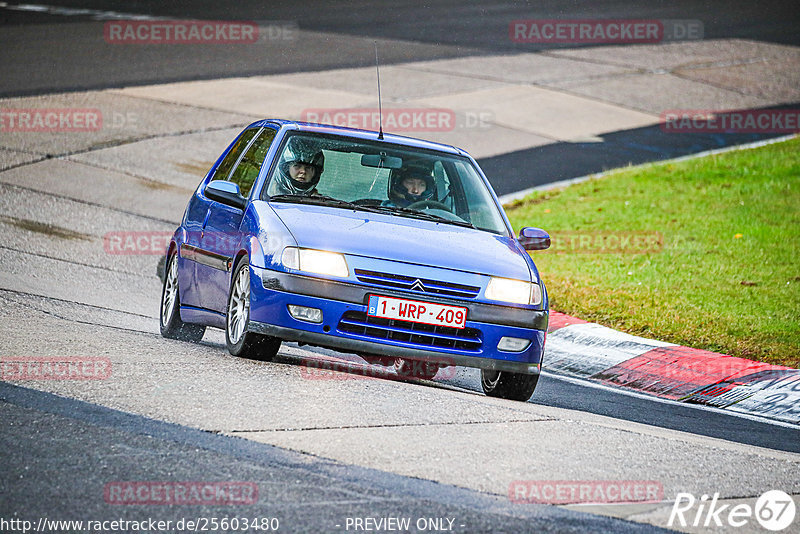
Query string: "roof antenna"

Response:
xmin=374 ymin=41 xmax=384 ymax=140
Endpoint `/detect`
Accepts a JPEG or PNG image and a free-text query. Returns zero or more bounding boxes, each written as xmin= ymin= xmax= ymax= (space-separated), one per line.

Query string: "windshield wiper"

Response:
xmin=269 ymin=193 xmax=331 ymax=204
xmin=269 ymin=194 xmax=384 ymax=214
xmin=370 ymin=205 xmax=475 ymax=229
xmin=270 ymin=195 xmax=475 ymax=228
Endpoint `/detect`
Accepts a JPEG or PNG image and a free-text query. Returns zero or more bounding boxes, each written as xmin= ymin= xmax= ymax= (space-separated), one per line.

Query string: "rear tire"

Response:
xmin=481 ymin=369 xmax=539 ymax=401
xmin=394 ymin=358 xmax=440 ymax=380
xmin=226 ymin=258 xmax=281 ymax=361
xmin=160 ymin=251 xmax=206 ymax=342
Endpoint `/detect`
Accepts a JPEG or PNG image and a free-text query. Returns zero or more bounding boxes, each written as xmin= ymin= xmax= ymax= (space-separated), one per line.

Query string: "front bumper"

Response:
xmin=249 ymin=267 xmax=547 ymax=374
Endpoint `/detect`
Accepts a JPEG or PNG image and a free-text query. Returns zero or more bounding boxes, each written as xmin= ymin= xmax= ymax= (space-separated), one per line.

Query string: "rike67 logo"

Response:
xmin=669 ymin=490 xmax=796 ymax=531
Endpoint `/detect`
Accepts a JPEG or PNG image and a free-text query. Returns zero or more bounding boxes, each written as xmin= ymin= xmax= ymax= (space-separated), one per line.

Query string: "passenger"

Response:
xmin=384 ymin=164 xmax=436 ymax=208
xmin=271 ymin=137 xmax=324 ymax=196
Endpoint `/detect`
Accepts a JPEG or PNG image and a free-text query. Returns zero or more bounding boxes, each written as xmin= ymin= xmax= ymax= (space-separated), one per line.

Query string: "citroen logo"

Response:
xmin=410 ymin=279 xmax=426 ymax=292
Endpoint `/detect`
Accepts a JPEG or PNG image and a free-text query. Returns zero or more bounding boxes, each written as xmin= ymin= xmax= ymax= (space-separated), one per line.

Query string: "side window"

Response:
xmin=452 ymin=161 xmax=506 ymax=232
xmin=229 ymin=128 xmax=276 ymax=198
xmin=210 ymin=128 xmax=259 ymax=182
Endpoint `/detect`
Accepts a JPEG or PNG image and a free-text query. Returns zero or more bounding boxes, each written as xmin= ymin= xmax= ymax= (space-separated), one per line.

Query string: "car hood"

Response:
xmin=268 ymin=203 xmax=533 ymax=281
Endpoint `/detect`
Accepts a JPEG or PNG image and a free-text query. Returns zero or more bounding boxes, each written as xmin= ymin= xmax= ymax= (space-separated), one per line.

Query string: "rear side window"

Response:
xmin=229 ymin=128 xmax=276 ymax=197
xmin=210 ymin=128 xmax=259 ymax=182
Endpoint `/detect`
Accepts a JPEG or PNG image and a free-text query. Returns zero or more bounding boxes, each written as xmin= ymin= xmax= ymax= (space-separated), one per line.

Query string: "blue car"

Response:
xmin=159 ymin=119 xmax=550 ymax=401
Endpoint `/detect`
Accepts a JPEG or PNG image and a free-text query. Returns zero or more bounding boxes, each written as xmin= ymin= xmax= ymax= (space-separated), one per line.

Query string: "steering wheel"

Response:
xmin=406 ymin=200 xmax=452 ymax=212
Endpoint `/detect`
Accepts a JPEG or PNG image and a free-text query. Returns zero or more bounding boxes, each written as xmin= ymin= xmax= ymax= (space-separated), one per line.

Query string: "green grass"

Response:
xmin=505 ymin=137 xmax=800 ymax=368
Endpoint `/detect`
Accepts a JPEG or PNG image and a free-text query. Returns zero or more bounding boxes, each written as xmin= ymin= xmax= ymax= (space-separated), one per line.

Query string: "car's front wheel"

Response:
xmin=226 ymin=258 xmax=281 ymax=360
xmin=160 ymin=251 xmax=206 ymax=342
xmin=481 ymin=369 xmax=539 ymax=401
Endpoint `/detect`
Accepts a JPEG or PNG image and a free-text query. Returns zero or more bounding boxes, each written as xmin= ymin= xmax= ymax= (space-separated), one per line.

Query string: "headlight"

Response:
xmin=281 ymin=247 xmax=349 ymax=278
xmin=486 ymin=277 xmax=542 ymax=305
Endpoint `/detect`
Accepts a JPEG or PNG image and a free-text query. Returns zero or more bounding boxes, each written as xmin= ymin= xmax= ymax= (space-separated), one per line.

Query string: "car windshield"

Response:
xmin=263 ymin=132 xmax=510 ymax=236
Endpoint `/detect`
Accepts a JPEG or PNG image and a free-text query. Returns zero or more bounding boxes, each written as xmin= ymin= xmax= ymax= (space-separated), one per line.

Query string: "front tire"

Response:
xmin=481 ymin=369 xmax=539 ymax=401
xmin=226 ymin=258 xmax=281 ymax=360
xmin=160 ymin=251 xmax=206 ymax=342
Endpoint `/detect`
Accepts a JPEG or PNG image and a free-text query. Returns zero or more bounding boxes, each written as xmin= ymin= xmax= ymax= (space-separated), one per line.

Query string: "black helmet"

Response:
xmin=275 ymin=137 xmax=324 ymax=195
xmin=388 ymin=163 xmax=436 ymax=207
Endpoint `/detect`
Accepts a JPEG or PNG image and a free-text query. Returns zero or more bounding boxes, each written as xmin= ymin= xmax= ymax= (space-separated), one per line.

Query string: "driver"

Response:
xmin=384 ymin=164 xmax=436 ymax=208
xmin=271 ymin=137 xmax=324 ymax=196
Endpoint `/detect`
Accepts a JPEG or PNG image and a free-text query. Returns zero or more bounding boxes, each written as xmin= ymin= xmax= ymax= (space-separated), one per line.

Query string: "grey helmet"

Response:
xmin=388 ymin=163 xmax=436 ymax=207
xmin=275 ymin=137 xmax=324 ymax=195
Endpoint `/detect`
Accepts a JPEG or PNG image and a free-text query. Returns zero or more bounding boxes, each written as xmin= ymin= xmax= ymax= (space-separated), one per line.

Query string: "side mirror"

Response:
xmin=519 ymin=227 xmax=550 ymax=250
xmin=205 ymin=180 xmax=246 ymax=210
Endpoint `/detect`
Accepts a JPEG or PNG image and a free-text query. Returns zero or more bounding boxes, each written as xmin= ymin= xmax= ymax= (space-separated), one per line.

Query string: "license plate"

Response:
xmin=367 ymin=295 xmax=467 ymax=329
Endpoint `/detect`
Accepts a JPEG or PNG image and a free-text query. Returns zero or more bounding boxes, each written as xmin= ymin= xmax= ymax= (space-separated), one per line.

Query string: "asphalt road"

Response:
xmin=0 ymin=278 xmax=797 ymax=532
xmin=1 ymin=2 xmax=799 ymax=533
xmin=1 ymin=0 xmax=799 ymax=96
xmin=2 ymin=1 xmax=796 ymax=197
xmin=483 ymin=119 xmax=792 ymax=196
xmin=2 ymin=382 xmax=668 ymax=534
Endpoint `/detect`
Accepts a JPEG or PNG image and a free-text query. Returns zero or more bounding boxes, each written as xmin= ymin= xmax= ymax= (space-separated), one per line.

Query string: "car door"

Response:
xmin=181 ymin=127 xmax=259 ymax=310
xmin=198 ymin=126 xmax=277 ymax=313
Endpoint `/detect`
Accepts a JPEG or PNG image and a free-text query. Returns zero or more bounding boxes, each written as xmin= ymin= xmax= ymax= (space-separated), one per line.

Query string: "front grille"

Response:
xmin=354 ymin=269 xmax=480 ymax=299
xmin=338 ymin=311 xmax=482 ymax=352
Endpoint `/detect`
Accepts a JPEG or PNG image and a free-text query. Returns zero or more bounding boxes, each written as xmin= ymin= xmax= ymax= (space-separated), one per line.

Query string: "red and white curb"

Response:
xmin=545 ymin=312 xmax=800 ymax=425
